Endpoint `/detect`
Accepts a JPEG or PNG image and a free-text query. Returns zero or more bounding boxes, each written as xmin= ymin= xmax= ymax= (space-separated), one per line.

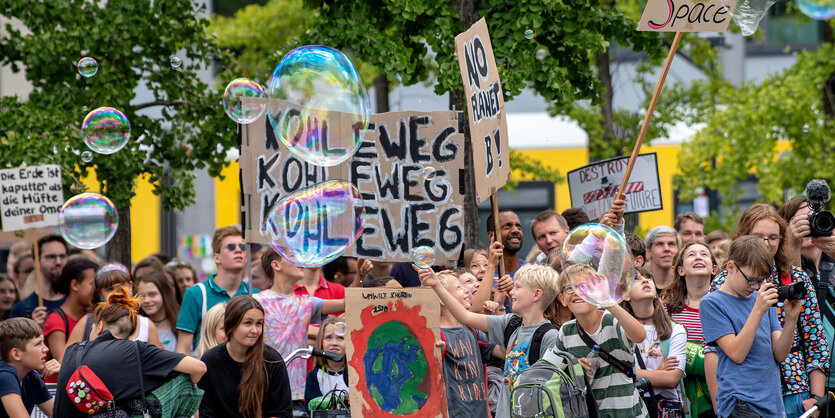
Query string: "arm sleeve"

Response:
xmin=555 ymin=327 xmax=566 ymax=352
xmin=138 ymin=341 xmax=187 ymax=379
xmin=700 ymin=296 xmax=734 ymax=345
xmin=474 ymin=329 xmax=496 ymax=364
xmin=304 ymin=369 xmax=322 ymax=409
xmin=0 ymin=370 xmax=20 ymax=397
xmin=176 ymin=286 xmax=201 ymax=334
xmin=539 ymin=329 xmax=559 ymax=358
xmin=310 ymin=297 xmax=325 ymax=325
xmin=710 ymin=271 xmax=727 ymax=293
xmin=485 ymin=314 xmax=512 ymax=347
xmin=793 ymin=268 xmax=830 ymax=374
xmin=669 ymin=324 xmax=688 ymax=377
xmin=610 ymin=312 xmax=634 ymax=351
xmin=33 ymin=373 xmax=52 ymax=404
xmin=42 ymin=312 xmax=62 ymax=337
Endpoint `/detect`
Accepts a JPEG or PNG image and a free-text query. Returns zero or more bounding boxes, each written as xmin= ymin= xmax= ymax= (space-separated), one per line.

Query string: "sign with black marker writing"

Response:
xmin=240 ymin=99 xmax=467 ymax=264
xmin=455 ymin=17 xmax=511 ymax=202
xmin=566 ymin=153 xmax=663 ymax=220
xmin=637 ymin=0 xmax=736 ymax=32
xmin=0 ymin=165 xmax=64 ymax=231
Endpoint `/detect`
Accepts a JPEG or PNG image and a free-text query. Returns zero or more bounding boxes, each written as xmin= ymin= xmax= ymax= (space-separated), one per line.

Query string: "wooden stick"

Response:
xmin=32 ymin=229 xmax=43 ymax=307
xmin=616 ymin=31 xmax=683 ymax=201
xmin=490 ymin=193 xmax=506 ymax=277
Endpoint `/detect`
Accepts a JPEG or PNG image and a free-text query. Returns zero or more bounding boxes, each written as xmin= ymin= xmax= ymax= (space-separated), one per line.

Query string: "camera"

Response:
xmin=775 ymin=282 xmax=806 ymax=302
xmin=804 ymin=179 xmax=834 ymax=237
xmin=635 ymin=377 xmax=653 ymax=396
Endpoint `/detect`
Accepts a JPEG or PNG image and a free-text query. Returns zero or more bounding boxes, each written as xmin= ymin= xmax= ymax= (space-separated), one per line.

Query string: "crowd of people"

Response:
xmin=0 ymin=194 xmax=833 ymax=418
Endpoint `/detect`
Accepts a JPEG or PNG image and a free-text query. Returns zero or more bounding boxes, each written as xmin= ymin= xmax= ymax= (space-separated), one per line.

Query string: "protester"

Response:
xmin=43 ymin=258 xmax=98 ymax=364
xmin=644 ymin=226 xmax=680 ymax=294
xmin=137 ymin=272 xmax=180 ymax=352
xmin=10 ymin=234 xmax=68 ymax=324
xmin=198 ymin=295 xmax=292 ymax=418
xmin=132 ymin=256 xmax=165 ymax=282
xmin=555 ymin=264 xmax=648 ymax=417
xmin=295 ymin=266 xmax=345 ymax=301
xmin=54 ymin=287 xmax=207 ymax=418
xmin=622 ymin=267 xmax=687 ymax=408
xmin=675 ymin=212 xmax=706 ymax=245
xmin=0 ymin=275 xmax=19 ymax=321
xmin=543 ymin=252 xmax=573 ymax=328
xmin=165 ymin=258 xmax=198 ymax=304
xmin=304 ymin=317 xmax=349 ymax=410
xmin=4 ymin=241 xmax=31 ymax=286
xmin=625 ymin=232 xmax=647 ymax=267
xmin=712 ymin=239 xmax=731 ymax=271
xmin=705 ymin=230 xmax=729 ymax=249
xmin=11 ymin=254 xmax=33 ymax=294
xmin=0 ymin=318 xmax=59 ymax=418
xmin=562 ymin=207 xmax=591 ymax=231
xmin=177 ymin=226 xmax=254 ymax=354
xmin=486 ymin=209 xmax=526 ymax=277
xmin=706 ymin=204 xmax=829 ymax=417
xmin=197 ymin=302 xmax=226 ymax=357
xmin=530 ymin=210 xmax=570 ymax=264
xmin=249 ymin=249 xmax=273 ymax=292
xmin=322 ymin=256 xmax=358 ymax=287
xmin=456 ymin=268 xmax=480 ymax=300
xmin=701 ymin=236 xmax=802 ymax=418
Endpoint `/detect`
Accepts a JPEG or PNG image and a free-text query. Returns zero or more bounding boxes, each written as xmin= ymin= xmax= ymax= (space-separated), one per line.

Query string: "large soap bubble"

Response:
xmin=412 ymin=246 xmax=435 ymax=269
xmin=797 ymin=0 xmax=835 ymax=19
xmin=719 ymin=0 xmax=776 ymax=36
xmin=266 ymin=45 xmax=370 ymax=167
xmin=223 ymin=78 xmax=266 ymax=124
xmin=59 ymin=193 xmax=119 ymax=249
xmin=560 ymin=223 xmax=635 ymax=308
xmin=82 ymin=107 xmax=130 ymax=154
xmin=262 ymin=180 xmax=364 ymax=267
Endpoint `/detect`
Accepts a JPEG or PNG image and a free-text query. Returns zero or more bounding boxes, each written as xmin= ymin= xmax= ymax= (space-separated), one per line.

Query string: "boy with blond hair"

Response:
xmin=417 ymin=263 xmax=559 ymax=418
xmin=0 ymin=318 xmax=59 ymax=418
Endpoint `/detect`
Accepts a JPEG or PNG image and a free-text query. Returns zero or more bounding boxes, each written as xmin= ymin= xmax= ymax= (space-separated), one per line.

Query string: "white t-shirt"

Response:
xmin=633 ymin=322 xmax=687 ymax=400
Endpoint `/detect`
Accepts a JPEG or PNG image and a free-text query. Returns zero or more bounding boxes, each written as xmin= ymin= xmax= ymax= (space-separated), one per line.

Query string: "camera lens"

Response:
xmin=776 ymin=282 xmax=806 ymax=302
xmin=812 ymin=211 xmax=834 ymax=236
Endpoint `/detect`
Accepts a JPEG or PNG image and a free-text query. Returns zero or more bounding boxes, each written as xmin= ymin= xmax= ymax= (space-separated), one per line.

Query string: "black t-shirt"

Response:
xmin=53 ymin=331 xmax=186 ymax=418
xmin=198 ymin=343 xmax=292 ymax=418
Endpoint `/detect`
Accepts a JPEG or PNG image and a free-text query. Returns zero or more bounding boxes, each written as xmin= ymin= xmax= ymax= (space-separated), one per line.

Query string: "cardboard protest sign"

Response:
xmin=345 ymin=287 xmax=447 ymax=418
xmin=0 ymin=165 xmax=64 ymax=231
xmin=240 ymin=98 xmax=467 ymax=264
xmin=567 ymin=153 xmax=662 ymax=220
xmin=454 ymin=17 xmax=511 ymax=203
xmin=638 ymin=0 xmax=736 ymax=32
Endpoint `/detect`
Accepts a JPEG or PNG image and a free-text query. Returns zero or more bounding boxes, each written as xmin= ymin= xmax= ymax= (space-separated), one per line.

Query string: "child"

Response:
xmin=622 ymin=267 xmax=687 ymax=408
xmin=0 ymin=318 xmax=57 ymax=418
xmin=197 ymin=302 xmax=227 ymax=357
xmin=136 ymin=272 xmax=180 ymax=351
xmin=255 ymin=247 xmax=344 ymax=414
xmin=165 ymin=258 xmax=198 ymax=304
xmin=555 ymin=264 xmax=649 ymax=417
xmin=700 ymin=235 xmax=801 ymax=417
xmin=417 ymin=263 xmax=559 ymax=418
xmin=304 ymin=317 xmax=349 ymax=409
xmin=43 ymin=258 xmax=98 ymax=363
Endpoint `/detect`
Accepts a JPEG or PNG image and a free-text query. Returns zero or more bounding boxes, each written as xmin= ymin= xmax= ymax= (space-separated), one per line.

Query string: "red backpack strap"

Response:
xmin=469 ymin=326 xmax=489 ymax=347
xmin=440 ymin=330 xmax=447 ymax=357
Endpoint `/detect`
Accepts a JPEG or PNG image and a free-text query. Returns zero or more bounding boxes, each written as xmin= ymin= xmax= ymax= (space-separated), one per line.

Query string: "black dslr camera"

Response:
xmin=775 ymin=282 xmax=806 ymax=302
xmin=805 ymin=179 xmax=835 ymax=237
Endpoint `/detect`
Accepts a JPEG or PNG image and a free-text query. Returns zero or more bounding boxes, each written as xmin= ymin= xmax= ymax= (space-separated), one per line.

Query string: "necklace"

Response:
xmin=150 ymin=315 xmax=167 ymax=325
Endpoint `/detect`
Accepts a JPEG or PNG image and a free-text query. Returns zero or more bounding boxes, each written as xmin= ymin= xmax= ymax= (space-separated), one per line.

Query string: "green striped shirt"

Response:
xmin=556 ymin=311 xmax=648 ymax=418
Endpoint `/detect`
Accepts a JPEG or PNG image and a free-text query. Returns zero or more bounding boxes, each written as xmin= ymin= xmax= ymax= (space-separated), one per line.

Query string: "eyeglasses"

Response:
xmin=224 ymin=243 xmax=248 ymax=252
xmin=756 ymin=235 xmax=783 ymax=245
xmin=42 ymin=254 xmax=67 ymax=262
xmin=561 ymin=285 xmax=576 ymax=295
xmin=737 ymin=266 xmax=767 ymax=287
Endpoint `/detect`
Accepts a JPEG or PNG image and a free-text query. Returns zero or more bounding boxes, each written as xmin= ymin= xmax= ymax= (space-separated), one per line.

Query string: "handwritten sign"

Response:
xmin=455 ymin=17 xmax=511 ymax=202
xmin=638 ymin=0 xmax=736 ymax=32
xmin=345 ymin=287 xmax=447 ymax=417
xmin=567 ymin=153 xmax=663 ymax=220
xmin=240 ymin=99 xmax=467 ymax=264
xmin=0 ymin=165 xmax=64 ymax=231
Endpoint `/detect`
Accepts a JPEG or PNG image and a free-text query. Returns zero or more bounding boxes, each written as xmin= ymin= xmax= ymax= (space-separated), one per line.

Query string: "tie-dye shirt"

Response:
xmin=255 ymin=289 xmax=325 ymax=400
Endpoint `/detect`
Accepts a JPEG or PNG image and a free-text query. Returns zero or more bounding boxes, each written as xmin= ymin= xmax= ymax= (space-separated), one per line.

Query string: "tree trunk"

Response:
xmin=594 ymin=50 xmax=616 ymax=162
xmin=374 ymin=74 xmax=390 ymax=113
xmin=823 ymin=24 xmax=834 ymax=121
xmin=106 ymin=205 xmax=131 ymax=266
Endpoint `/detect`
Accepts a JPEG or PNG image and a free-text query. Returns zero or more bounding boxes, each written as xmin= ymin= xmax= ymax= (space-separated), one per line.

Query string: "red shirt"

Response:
xmin=670 ymin=305 xmax=704 ymax=344
xmin=43 ymin=309 xmax=83 ymax=382
xmin=294 ymin=276 xmax=345 ymax=300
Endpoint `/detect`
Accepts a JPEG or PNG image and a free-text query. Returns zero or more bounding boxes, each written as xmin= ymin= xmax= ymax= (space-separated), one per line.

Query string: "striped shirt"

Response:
xmin=556 ymin=312 xmax=648 ymax=418
xmin=670 ymin=305 xmax=704 ymax=344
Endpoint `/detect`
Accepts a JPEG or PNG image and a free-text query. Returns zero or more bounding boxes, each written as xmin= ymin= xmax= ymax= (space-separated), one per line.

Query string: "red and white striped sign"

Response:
xmin=567 ymin=153 xmax=662 ymax=220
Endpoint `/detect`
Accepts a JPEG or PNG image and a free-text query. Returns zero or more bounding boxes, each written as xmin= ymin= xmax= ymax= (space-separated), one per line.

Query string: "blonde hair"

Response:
xmin=198 ymin=302 xmax=227 ymax=356
xmin=315 ymin=317 xmax=347 ymax=368
xmin=434 ymin=270 xmax=458 ymax=289
xmin=515 ymin=264 xmax=559 ymax=308
xmin=557 ymin=264 xmax=596 ymax=291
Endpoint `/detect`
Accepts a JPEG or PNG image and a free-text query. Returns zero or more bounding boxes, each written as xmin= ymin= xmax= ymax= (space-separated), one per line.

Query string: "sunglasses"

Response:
xmin=224 ymin=243 xmax=248 ymax=252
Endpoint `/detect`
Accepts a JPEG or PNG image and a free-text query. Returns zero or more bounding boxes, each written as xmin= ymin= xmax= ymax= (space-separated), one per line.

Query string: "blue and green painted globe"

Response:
xmin=363 ymin=320 xmax=429 ymax=414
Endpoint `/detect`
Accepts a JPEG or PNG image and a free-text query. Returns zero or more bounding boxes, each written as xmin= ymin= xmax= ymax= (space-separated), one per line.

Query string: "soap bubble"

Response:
xmin=422 ymin=166 xmax=436 ymax=180
xmin=169 ymin=55 xmax=182 ymax=68
xmin=560 ymin=223 xmax=635 ymax=308
xmin=223 ymin=78 xmax=266 ymax=124
xmin=77 ymin=57 xmax=98 ymax=77
xmin=266 ymin=45 xmax=370 ymax=167
xmin=797 ymin=0 xmax=835 ymax=20
xmin=59 ymin=193 xmax=119 ymax=249
xmin=81 ymin=151 xmax=93 ymax=163
xmin=536 ymin=49 xmax=547 ymax=60
xmin=524 ymin=30 xmax=534 ymax=39
xmin=412 ymin=246 xmax=435 ymax=269
xmin=81 ymin=107 xmax=130 ymax=154
xmin=802 ymin=123 xmax=811 ymax=133
xmin=262 ymin=180 xmax=364 ymax=267
xmin=719 ymin=0 xmax=777 ymax=36
xmin=334 ymin=322 xmax=347 ymax=337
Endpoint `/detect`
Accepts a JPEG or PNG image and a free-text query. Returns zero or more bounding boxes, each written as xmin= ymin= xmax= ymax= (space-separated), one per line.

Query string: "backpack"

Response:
xmin=510 ymin=348 xmax=599 ymax=418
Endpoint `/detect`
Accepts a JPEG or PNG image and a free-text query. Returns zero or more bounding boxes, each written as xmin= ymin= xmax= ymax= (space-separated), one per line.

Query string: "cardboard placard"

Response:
xmin=0 ymin=165 xmax=64 ymax=231
xmin=637 ymin=0 xmax=736 ymax=32
xmin=567 ymin=153 xmax=663 ymax=220
xmin=454 ymin=17 xmax=511 ymax=203
xmin=345 ymin=287 xmax=447 ymax=417
xmin=240 ymin=99 xmax=467 ymax=264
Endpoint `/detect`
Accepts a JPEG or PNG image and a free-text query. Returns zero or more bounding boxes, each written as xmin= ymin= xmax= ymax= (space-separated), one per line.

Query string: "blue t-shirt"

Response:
xmin=0 ymin=361 xmax=51 ymax=418
xmin=701 ymin=290 xmax=783 ymax=418
xmin=9 ymin=292 xmax=65 ymax=319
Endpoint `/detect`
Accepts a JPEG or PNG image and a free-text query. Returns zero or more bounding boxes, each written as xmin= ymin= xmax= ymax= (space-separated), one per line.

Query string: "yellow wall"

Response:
xmin=214 ymin=161 xmax=241 ymax=229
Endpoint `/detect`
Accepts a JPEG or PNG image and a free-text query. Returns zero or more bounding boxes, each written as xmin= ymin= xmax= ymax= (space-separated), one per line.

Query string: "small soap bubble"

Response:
xmin=266 ymin=45 xmax=370 ymax=166
xmin=524 ymin=29 xmax=534 ymax=39
xmin=169 ymin=55 xmax=182 ymax=68
xmin=797 ymin=0 xmax=835 ymax=20
xmin=81 ymin=107 xmax=130 ymax=154
xmin=422 ymin=166 xmax=436 ymax=180
xmin=59 ymin=193 xmax=119 ymax=249
xmin=334 ymin=322 xmax=347 ymax=336
xmin=560 ymin=223 xmax=635 ymax=308
xmin=412 ymin=246 xmax=435 ymax=269
xmin=223 ymin=78 xmax=266 ymax=124
xmin=536 ymin=49 xmax=547 ymax=60
xmin=802 ymin=123 xmax=810 ymax=133
xmin=77 ymin=57 xmax=98 ymax=77
xmin=81 ymin=151 xmax=93 ymax=163
xmin=262 ymin=180 xmax=364 ymax=267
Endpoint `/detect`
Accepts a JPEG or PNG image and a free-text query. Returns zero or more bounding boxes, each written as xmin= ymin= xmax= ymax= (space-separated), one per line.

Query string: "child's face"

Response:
xmin=214 ymin=316 xmax=227 ymax=344
xmin=728 ymin=261 xmax=766 ymax=298
xmin=558 ymin=280 xmax=596 ymax=315
xmin=76 ymin=269 xmax=96 ymax=308
xmin=469 ymin=254 xmax=488 ymax=280
xmin=322 ymin=323 xmax=346 ymax=355
xmin=458 ymin=272 xmax=479 ymax=297
xmin=174 ymin=268 xmax=196 ymax=293
xmin=137 ymin=281 xmax=164 ymax=317
xmin=230 ymin=308 xmax=263 ymax=348
xmin=628 ymin=274 xmax=656 ymax=301
xmin=677 ymin=244 xmax=715 ymax=278
xmin=445 ymin=276 xmax=472 ymax=309
xmin=16 ymin=335 xmax=48 ymax=370
xmin=509 ymin=279 xmax=538 ymax=312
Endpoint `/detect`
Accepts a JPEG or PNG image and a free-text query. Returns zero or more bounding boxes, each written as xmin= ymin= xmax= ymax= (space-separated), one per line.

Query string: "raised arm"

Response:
xmin=322 ymin=299 xmax=345 ymax=315
xmin=605 ymin=303 xmax=646 ymax=343
xmin=415 ymin=266 xmax=489 ymax=332
xmin=772 ymin=299 xmax=802 ymax=362
xmin=173 ymin=356 xmax=208 ymax=384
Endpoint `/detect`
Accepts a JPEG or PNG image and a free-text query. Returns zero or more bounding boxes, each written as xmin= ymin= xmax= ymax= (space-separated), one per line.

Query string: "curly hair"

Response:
xmin=94 ymin=286 xmax=141 ymax=338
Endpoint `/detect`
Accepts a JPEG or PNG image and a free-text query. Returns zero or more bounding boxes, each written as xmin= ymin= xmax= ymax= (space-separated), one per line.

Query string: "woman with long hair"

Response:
xmin=165 ymin=258 xmax=198 ymax=304
xmin=136 ymin=272 xmax=180 ymax=351
xmin=197 ymin=302 xmax=227 ymax=357
xmin=0 ymin=274 xmax=19 ymax=321
xmin=198 ymin=295 xmax=292 ymax=418
xmin=707 ymin=203 xmax=829 ymax=417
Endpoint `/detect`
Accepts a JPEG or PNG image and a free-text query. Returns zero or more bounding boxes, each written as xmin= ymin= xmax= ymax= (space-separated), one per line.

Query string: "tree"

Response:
xmin=0 ymin=0 xmax=235 ymax=265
